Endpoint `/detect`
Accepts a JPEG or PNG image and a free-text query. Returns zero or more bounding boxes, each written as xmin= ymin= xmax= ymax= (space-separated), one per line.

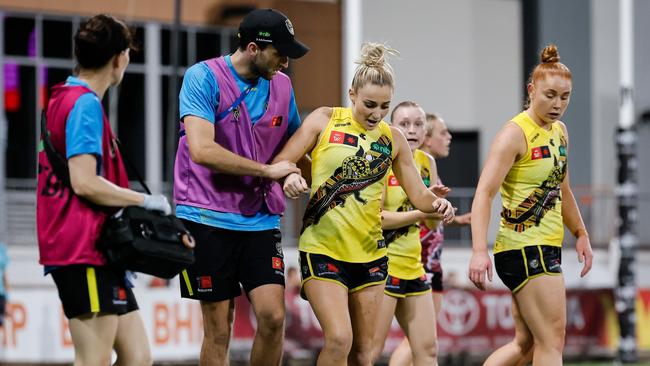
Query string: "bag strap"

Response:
xmin=179 ymin=83 xmax=256 ymax=138
xmin=40 ymin=110 xmax=71 ymax=187
xmin=215 ymin=83 xmax=255 ymax=122
xmin=113 ymin=138 xmax=151 ymax=195
xmin=40 ymin=109 xmax=151 ymax=195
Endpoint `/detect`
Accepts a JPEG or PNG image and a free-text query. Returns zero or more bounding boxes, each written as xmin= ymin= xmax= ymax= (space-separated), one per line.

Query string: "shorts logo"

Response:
xmin=329 ymin=131 xmax=358 ymax=147
xmin=369 ymin=265 xmax=385 ymax=279
xmin=388 ymin=175 xmax=399 ymax=186
xmin=391 ymin=277 xmax=400 ymax=286
xmin=112 ymin=287 xmax=127 ymax=305
xmin=326 ymin=263 xmax=339 ymax=273
xmin=548 ymin=259 xmax=561 ymax=272
xmin=272 ymin=257 xmax=284 ymax=270
xmin=529 ymin=259 xmax=539 ymax=269
xmin=198 ymin=276 xmax=213 ymax=292
xmin=531 ymin=146 xmax=551 ymax=160
xmin=275 ymin=242 xmax=283 ymax=256
xmin=317 ymin=263 xmax=339 ymax=276
xmin=271 ymin=115 xmax=283 ymax=127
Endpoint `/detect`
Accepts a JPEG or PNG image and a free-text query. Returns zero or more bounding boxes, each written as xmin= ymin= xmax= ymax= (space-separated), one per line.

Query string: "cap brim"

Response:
xmin=275 ymin=39 xmax=309 ymax=59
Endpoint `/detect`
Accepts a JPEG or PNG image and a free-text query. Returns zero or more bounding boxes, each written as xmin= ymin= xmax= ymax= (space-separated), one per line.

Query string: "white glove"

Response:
xmin=140 ymin=194 xmax=172 ymax=215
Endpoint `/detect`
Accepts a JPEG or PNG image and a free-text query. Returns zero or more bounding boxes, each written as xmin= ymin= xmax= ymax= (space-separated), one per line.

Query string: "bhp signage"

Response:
xmin=1 ymin=288 xmax=648 ymax=362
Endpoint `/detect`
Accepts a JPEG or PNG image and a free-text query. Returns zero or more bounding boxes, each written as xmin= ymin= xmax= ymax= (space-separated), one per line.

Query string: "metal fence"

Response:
xmin=7 ymin=179 xmax=649 ymax=249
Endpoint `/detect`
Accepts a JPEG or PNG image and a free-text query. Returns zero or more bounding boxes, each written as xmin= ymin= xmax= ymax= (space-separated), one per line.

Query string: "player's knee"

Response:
xmin=534 ymin=324 xmax=566 ymax=352
xmin=349 ymin=338 xmax=375 ymax=365
xmin=256 ymin=308 xmax=285 ymax=335
xmin=515 ymin=332 xmax=534 ymax=354
xmin=412 ymin=337 xmax=438 ymax=361
xmin=370 ymin=340 xmax=386 ymax=363
xmin=547 ymin=317 xmax=566 ymax=350
xmin=203 ymin=324 xmax=232 ymax=346
xmin=349 ymin=348 xmax=373 ymax=366
xmin=323 ymin=329 xmax=353 ymax=360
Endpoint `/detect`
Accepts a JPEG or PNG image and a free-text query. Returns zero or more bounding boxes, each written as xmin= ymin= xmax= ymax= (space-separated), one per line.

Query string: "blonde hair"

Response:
xmin=390 ymin=101 xmax=420 ymax=123
xmin=424 ymin=113 xmax=441 ymax=137
xmin=351 ymin=42 xmax=399 ymax=92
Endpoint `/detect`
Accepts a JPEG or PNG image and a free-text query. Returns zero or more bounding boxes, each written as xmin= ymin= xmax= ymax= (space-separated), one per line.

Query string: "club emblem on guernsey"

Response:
xmin=501 ymin=136 xmax=568 ymax=233
xmin=232 ymin=106 xmax=240 ymax=122
xmin=285 ymin=19 xmax=294 ymax=35
xmin=302 ymin=135 xmax=393 ymax=230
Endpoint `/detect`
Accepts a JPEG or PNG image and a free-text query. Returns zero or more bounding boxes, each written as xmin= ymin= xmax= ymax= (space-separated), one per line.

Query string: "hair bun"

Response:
xmin=541 ymin=44 xmax=560 ymax=63
xmin=357 ymin=42 xmax=398 ymax=68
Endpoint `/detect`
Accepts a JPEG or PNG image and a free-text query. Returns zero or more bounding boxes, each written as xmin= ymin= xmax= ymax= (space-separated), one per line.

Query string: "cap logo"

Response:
xmin=285 ymin=19 xmax=294 ymax=35
xmin=258 ymin=31 xmax=271 ymax=37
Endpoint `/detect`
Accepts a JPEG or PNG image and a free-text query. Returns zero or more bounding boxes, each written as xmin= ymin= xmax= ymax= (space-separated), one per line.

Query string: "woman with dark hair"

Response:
xmin=36 ymin=14 xmax=170 ymax=365
xmin=469 ymin=44 xmax=593 ymax=366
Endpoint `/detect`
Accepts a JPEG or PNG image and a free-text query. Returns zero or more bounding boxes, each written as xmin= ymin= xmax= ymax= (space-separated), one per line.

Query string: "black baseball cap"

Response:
xmin=238 ymin=8 xmax=309 ymax=59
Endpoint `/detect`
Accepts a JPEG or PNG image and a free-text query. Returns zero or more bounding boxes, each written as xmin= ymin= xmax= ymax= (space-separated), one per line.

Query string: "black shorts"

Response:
xmin=426 ymin=271 xmax=443 ymax=293
xmin=494 ymin=245 xmax=562 ymax=293
xmin=179 ymin=220 xmax=285 ymax=302
xmin=384 ymin=274 xmax=431 ymax=298
xmin=51 ymin=265 xmax=138 ymax=319
xmin=299 ymin=251 xmax=388 ymax=300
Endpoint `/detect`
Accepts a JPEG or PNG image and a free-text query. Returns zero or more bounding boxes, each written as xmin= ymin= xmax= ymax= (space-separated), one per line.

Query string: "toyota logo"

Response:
xmin=438 ymin=290 xmax=480 ymax=336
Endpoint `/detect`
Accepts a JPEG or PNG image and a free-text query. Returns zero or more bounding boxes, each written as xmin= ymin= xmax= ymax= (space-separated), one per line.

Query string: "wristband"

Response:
xmin=574 ymin=228 xmax=588 ymax=238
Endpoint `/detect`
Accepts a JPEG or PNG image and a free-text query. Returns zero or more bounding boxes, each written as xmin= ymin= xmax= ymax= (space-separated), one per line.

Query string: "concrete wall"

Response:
xmin=634 ymin=0 xmax=650 ymax=247
xmin=537 ymin=0 xmax=593 ymax=187
xmin=361 ymin=0 xmax=521 ymax=239
xmin=361 ymin=0 xmax=522 ymax=166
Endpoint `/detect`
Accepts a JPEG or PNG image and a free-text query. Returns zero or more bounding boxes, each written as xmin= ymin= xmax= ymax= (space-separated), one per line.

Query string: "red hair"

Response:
xmin=529 ymin=44 xmax=572 ymax=84
xmin=524 ymin=44 xmax=572 ymax=108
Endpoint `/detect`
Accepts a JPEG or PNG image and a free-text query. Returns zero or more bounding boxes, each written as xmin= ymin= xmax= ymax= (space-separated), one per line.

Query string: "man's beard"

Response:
xmin=251 ymin=56 xmax=273 ymax=81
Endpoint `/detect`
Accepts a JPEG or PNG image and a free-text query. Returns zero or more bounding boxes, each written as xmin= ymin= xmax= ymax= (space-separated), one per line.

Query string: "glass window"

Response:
xmin=4 ymin=17 xmax=36 ymax=57
xmin=436 ymin=131 xmax=479 ymax=188
xmin=116 ymin=73 xmax=145 ymax=179
xmin=195 ymin=31 xmax=220 ymax=62
xmin=160 ymin=74 xmax=183 ymax=181
xmin=434 ymin=130 xmax=479 ymax=246
xmin=161 ymin=28 xmax=188 ymax=67
xmin=229 ymin=32 xmax=239 ymax=54
xmin=5 ymin=65 xmax=36 ymax=178
xmin=44 ymin=67 xmax=71 ymax=107
xmin=43 ymin=20 xmax=72 ymax=59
